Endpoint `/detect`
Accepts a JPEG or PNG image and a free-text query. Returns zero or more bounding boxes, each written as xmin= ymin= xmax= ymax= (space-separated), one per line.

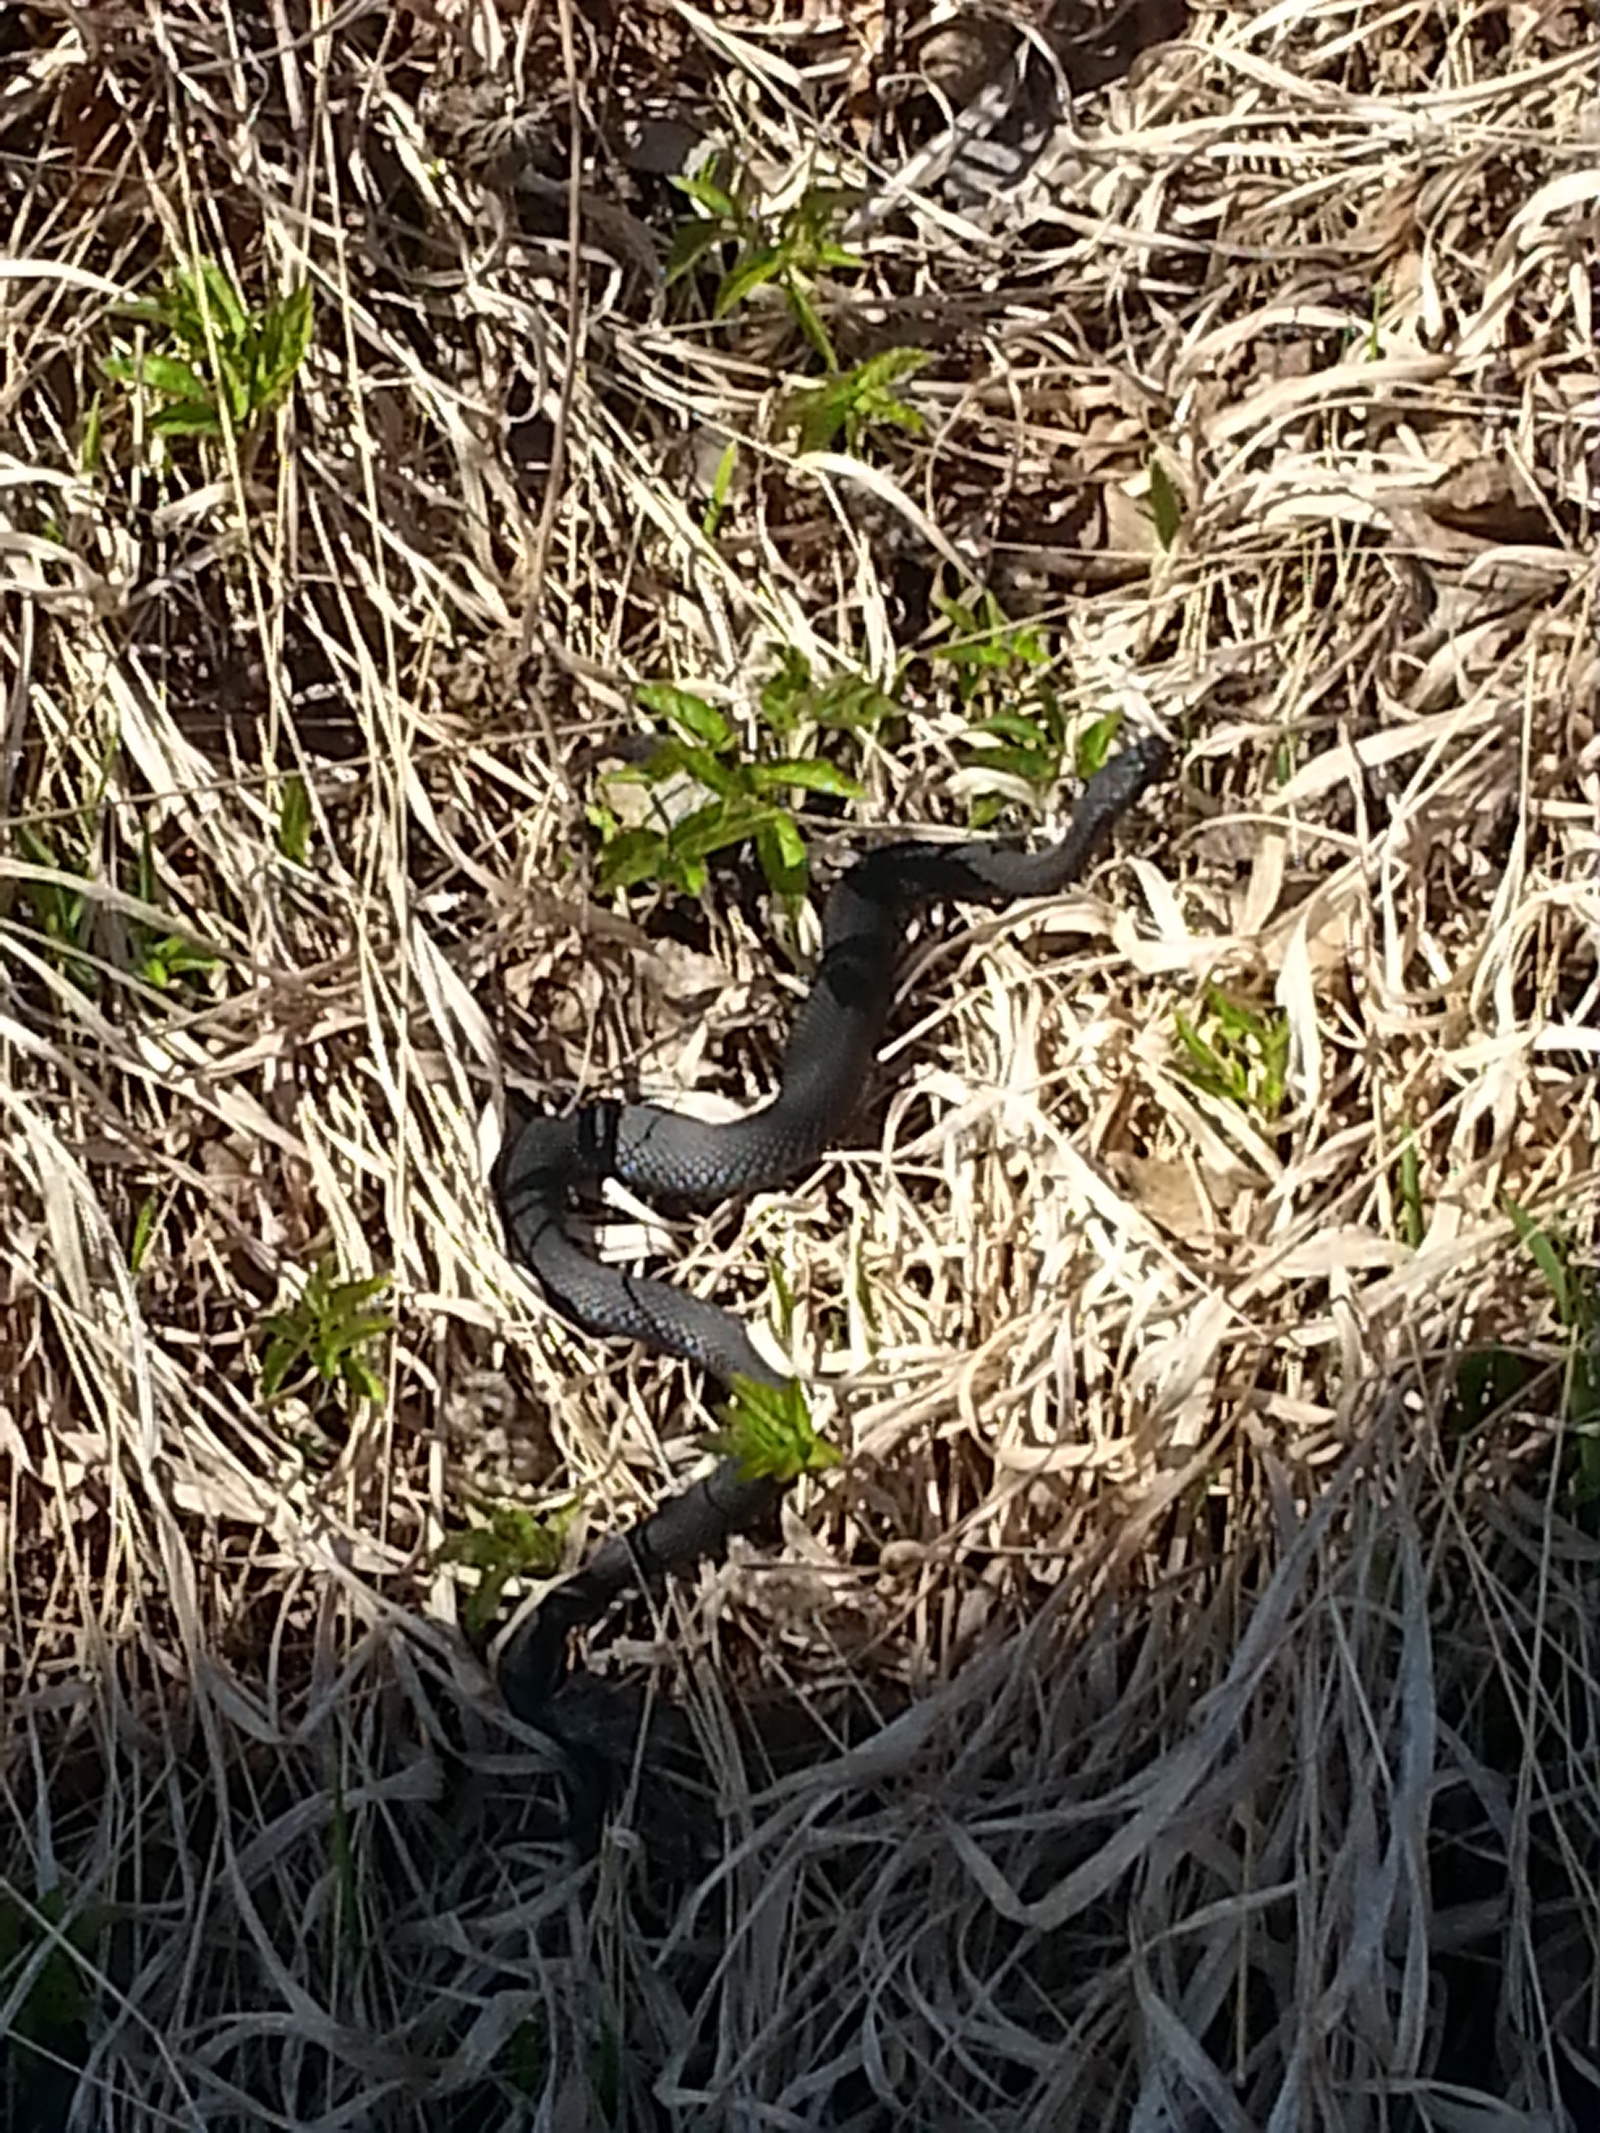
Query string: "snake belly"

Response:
xmin=492 ymin=732 xmax=1170 ymax=1713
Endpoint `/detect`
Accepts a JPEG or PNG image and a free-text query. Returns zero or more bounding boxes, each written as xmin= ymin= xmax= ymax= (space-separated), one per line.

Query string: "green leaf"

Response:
xmin=128 ymin=1190 xmax=163 ymax=1274
xmin=701 ymin=439 xmax=739 ymax=537
xmin=703 ymin=1374 xmax=840 ymax=1484
xmin=814 ymin=676 xmax=899 ymax=730
xmin=787 ymin=380 xmax=848 ymax=456
xmin=755 ymin=812 xmax=809 ymax=899
xmin=326 ymin=1273 xmax=396 ymax=1317
xmin=260 ymin=1330 xmax=308 ymax=1404
xmin=79 ymin=391 xmax=104 ymax=474
xmin=150 ymin=400 xmax=224 ymax=438
xmin=966 ymin=745 xmax=1053 ymax=785
xmin=668 ymin=796 xmax=768 ymax=867
xmin=967 ymin=710 xmax=1050 ymax=746
xmin=642 ymin=734 xmax=744 ymax=800
xmin=596 ymin=825 xmax=673 ymax=893
xmin=1506 ymin=1196 xmax=1572 ymax=1326
xmin=760 ymin=647 xmax=813 ymax=733
xmin=637 ymin=685 xmax=733 ymax=751
xmin=747 ymin=756 xmax=862 ymax=799
xmin=194 ymin=257 xmax=251 ymax=343
xmin=783 ymin=276 xmax=837 ymax=368
xmin=670 ymin=171 xmax=739 ymax=222
xmin=714 ymin=245 xmax=784 ymax=317
xmin=340 ymin=1355 xmax=386 ymax=1403
xmin=256 ymin=282 xmax=313 ymax=404
xmin=666 ymin=216 xmax=730 ymax=286
xmin=1147 ymin=452 xmax=1184 ymax=550
xmin=278 ymin=772 xmax=313 ymax=865
xmin=1396 ymin=1134 xmax=1424 ymax=1248
xmin=1074 ymin=713 xmax=1124 ymax=779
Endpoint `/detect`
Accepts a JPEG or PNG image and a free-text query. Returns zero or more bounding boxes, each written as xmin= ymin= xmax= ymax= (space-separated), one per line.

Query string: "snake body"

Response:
xmin=493 ymin=734 xmax=1170 ymax=1716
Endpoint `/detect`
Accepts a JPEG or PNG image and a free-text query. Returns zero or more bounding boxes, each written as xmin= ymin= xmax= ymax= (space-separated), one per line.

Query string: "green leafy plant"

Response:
xmin=131 ymin=828 xmax=220 ymax=990
xmin=258 ymin=1259 xmax=393 ymax=1409
xmin=436 ymin=1504 xmax=573 ymax=1637
xmin=667 ymin=162 xmax=861 ymax=367
xmin=1505 ymin=1196 xmax=1600 ymax=1502
xmin=782 ymin=347 xmax=927 ymax=456
xmin=106 ymin=256 xmax=313 ymax=442
xmin=1173 ymin=985 xmax=1291 ymax=1124
xmin=589 ymin=676 xmax=875 ymax=901
xmin=13 ymin=814 xmax=218 ymax=996
xmin=13 ymin=821 xmax=95 ymax=988
xmin=758 ymin=646 xmax=900 ymax=741
xmin=933 ymin=587 xmax=1050 ymax=711
xmin=704 ymin=1374 xmax=840 ymax=1485
xmin=934 ymin=588 xmax=1108 ymax=825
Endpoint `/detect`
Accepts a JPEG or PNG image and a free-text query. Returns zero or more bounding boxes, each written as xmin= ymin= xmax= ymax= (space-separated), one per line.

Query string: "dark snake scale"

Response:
xmin=492 ymin=734 xmax=1171 ymax=1718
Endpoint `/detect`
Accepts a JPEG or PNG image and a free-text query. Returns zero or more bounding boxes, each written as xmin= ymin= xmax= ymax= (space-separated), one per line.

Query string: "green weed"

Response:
xmin=435 ymin=1504 xmax=573 ymax=1637
xmin=589 ymin=668 xmax=886 ymax=901
xmin=106 ymin=256 xmax=313 ymax=442
xmin=704 ymin=1374 xmax=840 ymax=1486
xmin=700 ymin=438 xmax=740 ymax=538
xmin=126 ymin=1185 xmax=175 ymax=1274
xmin=1174 ymin=985 xmax=1291 ymax=1124
xmin=13 ymin=813 xmax=219 ymax=997
xmin=758 ymin=646 xmax=900 ymax=740
xmin=13 ymin=822 xmax=95 ymax=987
xmin=668 ymin=163 xmax=861 ymax=367
xmin=131 ymin=829 xmax=220 ymax=989
xmin=933 ymin=588 xmax=1106 ymax=825
xmin=782 ymin=347 xmax=927 ymax=455
xmin=258 ymin=1258 xmax=393 ymax=1409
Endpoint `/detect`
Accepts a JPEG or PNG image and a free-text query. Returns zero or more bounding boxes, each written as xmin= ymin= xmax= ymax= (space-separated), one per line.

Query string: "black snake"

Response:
xmin=492 ymin=733 xmax=1171 ymax=1722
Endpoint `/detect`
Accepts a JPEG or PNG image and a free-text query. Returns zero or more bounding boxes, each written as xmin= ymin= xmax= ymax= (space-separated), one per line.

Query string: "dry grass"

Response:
xmin=1 ymin=0 xmax=1598 ymax=2125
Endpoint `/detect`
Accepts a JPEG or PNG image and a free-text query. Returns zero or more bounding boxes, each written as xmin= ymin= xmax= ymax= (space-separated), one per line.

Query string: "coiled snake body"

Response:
xmin=493 ymin=735 xmax=1170 ymax=1719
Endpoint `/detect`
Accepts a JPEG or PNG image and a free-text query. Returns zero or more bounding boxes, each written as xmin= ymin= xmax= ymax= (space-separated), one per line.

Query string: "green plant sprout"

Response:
xmin=933 ymin=588 xmax=1104 ymax=825
xmin=933 ymin=587 xmax=1050 ymax=710
xmin=106 ymin=256 xmax=313 ymax=441
xmin=667 ymin=162 xmax=862 ymax=367
xmin=258 ymin=1259 xmax=393 ymax=1408
xmin=1173 ymin=985 xmax=1291 ymax=1124
xmin=758 ymin=646 xmax=900 ymax=740
xmin=703 ymin=1375 xmax=840 ymax=1485
xmin=131 ymin=829 xmax=220 ymax=989
xmin=588 ymin=673 xmax=877 ymax=901
xmin=13 ymin=814 xmax=219 ymax=996
xmin=13 ymin=822 xmax=94 ymax=988
xmin=782 ymin=347 xmax=927 ymax=455
xmin=700 ymin=439 xmax=741 ymax=538
xmin=435 ymin=1504 xmax=574 ymax=1637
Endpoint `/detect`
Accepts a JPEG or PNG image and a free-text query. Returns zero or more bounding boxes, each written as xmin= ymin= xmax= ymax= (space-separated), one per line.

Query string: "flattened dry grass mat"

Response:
xmin=0 ymin=0 xmax=1597 ymax=2126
